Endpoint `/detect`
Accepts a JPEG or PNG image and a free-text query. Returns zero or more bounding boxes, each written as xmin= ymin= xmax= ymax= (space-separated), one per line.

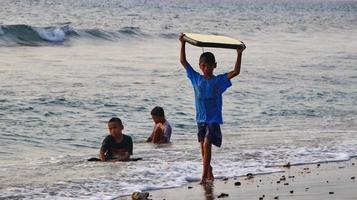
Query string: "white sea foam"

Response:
xmin=34 ymin=27 xmax=66 ymax=42
xmin=0 ymin=140 xmax=356 ymax=199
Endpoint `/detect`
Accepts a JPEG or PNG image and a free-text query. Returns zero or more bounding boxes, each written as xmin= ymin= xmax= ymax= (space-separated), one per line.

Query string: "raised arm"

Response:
xmin=227 ymin=48 xmax=244 ymax=80
xmin=179 ymin=33 xmax=189 ymax=68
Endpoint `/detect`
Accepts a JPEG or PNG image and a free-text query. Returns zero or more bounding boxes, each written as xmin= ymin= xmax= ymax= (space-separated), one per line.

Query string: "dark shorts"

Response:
xmin=197 ymin=123 xmax=222 ymax=147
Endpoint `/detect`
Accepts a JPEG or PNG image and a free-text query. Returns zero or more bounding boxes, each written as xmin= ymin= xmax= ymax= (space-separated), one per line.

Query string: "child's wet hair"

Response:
xmin=151 ymin=106 xmax=165 ymax=117
xmin=108 ymin=117 xmax=123 ymax=125
xmin=199 ymin=52 xmax=216 ymax=64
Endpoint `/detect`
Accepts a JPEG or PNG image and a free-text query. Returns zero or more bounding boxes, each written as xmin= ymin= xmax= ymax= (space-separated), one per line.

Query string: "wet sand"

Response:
xmin=122 ymin=157 xmax=357 ymax=200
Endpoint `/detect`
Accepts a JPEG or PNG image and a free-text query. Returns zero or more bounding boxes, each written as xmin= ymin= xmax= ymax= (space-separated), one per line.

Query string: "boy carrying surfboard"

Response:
xmin=179 ymin=33 xmax=245 ymax=184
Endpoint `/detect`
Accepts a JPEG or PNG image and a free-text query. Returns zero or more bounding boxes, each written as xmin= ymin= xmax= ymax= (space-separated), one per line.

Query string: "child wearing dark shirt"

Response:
xmin=99 ymin=117 xmax=133 ymax=162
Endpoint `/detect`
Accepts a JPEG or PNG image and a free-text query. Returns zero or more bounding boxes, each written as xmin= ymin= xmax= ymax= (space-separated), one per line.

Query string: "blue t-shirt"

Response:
xmin=186 ymin=63 xmax=232 ymax=124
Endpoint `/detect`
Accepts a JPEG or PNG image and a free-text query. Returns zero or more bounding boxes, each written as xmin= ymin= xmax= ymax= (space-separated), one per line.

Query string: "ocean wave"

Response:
xmin=159 ymin=32 xmax=178 ymax=39
xmin=81 ymin=29 xmax=118 ymax=41
xmin=118 ymin=26 xmax=149 ymax=37
xmin=0 ymin=24 xmax=77 ymax=46
xmin=0 ymin=24 xmax=174 ymax=46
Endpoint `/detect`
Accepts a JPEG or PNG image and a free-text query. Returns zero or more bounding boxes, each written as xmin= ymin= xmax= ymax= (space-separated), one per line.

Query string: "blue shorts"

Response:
xmin=197 ymin=123 xmax=222 ymax=147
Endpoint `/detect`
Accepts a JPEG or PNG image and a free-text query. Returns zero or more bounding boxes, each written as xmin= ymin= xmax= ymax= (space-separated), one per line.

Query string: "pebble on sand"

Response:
xmin=283 ymin=162 xmax=291 ymax=168
xmin=131 ymin=192 xmax=150 ymax=200
xmin=280 ymin=176 xmax=286 ymax=181
xmin=234 ymin=181 xmax=241 ymax=186
xmin=246 ymin=173 xmax=254 ymax=179
xmin=217 ymin=193 xmax=229 ymax=198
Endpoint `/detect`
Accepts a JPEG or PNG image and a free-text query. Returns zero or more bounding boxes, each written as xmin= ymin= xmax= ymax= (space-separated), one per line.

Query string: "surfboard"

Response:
xmin=183 ymin=33 xmax=246 ymax=50
xmin=87 ymin=157 xmax=142 ymax=162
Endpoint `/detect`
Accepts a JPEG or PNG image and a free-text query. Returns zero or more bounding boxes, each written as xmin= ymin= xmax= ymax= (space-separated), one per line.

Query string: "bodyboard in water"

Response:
xmin=87 ymin=157 xmax=142 ymax=162
xmin=183 ymin=33 xmax=245 ymax=50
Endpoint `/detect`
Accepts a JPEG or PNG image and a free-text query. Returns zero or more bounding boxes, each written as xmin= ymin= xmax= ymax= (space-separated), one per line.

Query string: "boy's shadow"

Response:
xmin=202 ymin=182 xmax=214 ymax=200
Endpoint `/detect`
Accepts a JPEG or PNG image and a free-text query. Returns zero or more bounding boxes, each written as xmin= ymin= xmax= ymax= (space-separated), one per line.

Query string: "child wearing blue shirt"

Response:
xmin=179 ymin=33 xmax=245 ymax=184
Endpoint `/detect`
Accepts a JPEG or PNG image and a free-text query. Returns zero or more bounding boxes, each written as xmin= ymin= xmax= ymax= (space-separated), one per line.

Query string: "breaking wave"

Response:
xmin=0 ymin=24 xmax=167 ymax=46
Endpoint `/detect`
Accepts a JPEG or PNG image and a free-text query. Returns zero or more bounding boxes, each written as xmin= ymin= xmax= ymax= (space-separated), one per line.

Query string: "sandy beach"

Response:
xmin=121 ymin=158 xmax=357 ymax=200
xmin=1 ymin=1 xmax=357 ymax=199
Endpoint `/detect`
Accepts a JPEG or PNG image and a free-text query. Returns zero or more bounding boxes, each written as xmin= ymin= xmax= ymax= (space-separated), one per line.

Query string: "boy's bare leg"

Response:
xmin=208 ymin=165 xmax=214 ymax=181
xmin=200 ymin=139 xmax=214 ymax=181
xmin=199 ymin=141 xmax=206 ymax=184
xmin=200 ymin=141 xmax=205 ymax=158
xmin=204 ymin=138 xmax=214 ymax=181
xmin=200 ymin=138 xmax=212 ymax=184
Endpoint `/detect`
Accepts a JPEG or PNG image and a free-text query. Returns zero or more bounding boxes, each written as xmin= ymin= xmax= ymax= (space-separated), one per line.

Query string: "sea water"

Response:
xmin=0 ymin=0 xmax=357 ymax=199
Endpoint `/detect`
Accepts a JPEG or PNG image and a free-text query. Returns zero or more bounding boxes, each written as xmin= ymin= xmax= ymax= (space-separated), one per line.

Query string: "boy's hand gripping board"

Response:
xmin=183 ymin=33 xmax=246 ymax=50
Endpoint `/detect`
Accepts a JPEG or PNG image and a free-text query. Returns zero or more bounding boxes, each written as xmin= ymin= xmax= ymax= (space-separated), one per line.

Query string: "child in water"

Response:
xmin=99 ymin=117 xmax=133 ymax=161
xmin=147 ymin=106 xmax=172 ymax=144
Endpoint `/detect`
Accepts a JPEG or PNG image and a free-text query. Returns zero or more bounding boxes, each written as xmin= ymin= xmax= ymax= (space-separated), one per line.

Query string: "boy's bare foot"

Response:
xmin=200 ymin=178 xmax=207 ymax=185
xmin=200 ymin=177 xmax=214 ymax=185
xmin=207 ymin=166 xmax=214 ymax=181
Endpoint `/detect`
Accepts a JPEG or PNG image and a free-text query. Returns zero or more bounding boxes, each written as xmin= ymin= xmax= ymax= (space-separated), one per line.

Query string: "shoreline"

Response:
xmin=118 ymin=158 xmax=357 ymax=200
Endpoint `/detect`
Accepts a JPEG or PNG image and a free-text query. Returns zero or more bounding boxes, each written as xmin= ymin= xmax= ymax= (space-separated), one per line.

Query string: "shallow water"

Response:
xmin=1 ymin=0 xmax=357 ymax=199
